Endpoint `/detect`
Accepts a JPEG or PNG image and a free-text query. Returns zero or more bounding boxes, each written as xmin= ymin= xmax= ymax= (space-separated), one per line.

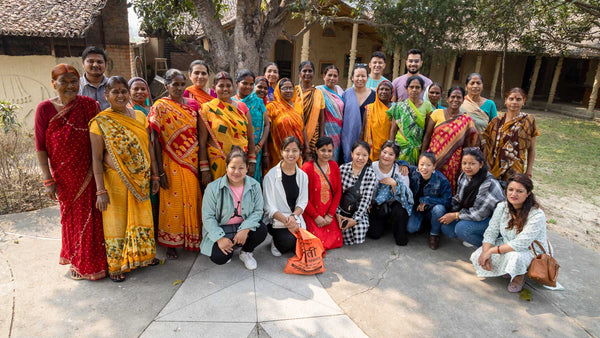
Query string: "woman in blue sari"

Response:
xmin=316 ymin=65 xmax=345 ymax=163
xmin=234 ymin=70 xmax=270 ymax=182
xmin=341 ymin=64 xmax=375 ymax=163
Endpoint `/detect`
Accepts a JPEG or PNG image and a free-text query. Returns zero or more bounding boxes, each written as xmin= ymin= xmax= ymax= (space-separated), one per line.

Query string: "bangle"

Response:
xmin=199 ymin=160 xmax=209 ymax=165
xmin=497 ymin=246 xmax=501 ymax=254
xmin=96 ymin=189 xmax=107 ymax=196
xmin=151 ymin=175 xmax=160 ymax=179
xmin=249 ymin=159 xmax=257 ymax=164
xmin=43 ymin=179 xmax=55 ymax=186
xmin=200 ymin=167 xmax=210 ymax=172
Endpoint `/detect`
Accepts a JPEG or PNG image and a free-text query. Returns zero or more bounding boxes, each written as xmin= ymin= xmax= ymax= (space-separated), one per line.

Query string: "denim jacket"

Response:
xmin=200 ymin=175 xmax=264 ymax=256
xmin=398 ymin=160 xmax=452 ymax=209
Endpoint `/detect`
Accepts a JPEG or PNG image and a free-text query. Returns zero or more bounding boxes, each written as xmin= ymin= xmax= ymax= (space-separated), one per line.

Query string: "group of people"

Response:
xmin=35 ymin=45 xmax=547 ymax=293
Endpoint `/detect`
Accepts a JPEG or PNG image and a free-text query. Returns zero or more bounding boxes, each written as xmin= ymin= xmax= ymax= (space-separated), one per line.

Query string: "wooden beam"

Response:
xmin=490 ymin=56 xmax=502 ymax=100
xmin=547 ymin=57 xmax=563 ymax=105
xmin=527 ymin=56 xmax=542 ymax=103
xmin=346 ymin=23 xmax=359 ymax=88
xmin=587 ymin=60 xmax=600 ymax=117
xmin=445 ymin=54 xmax=457 ymax=90
xmin=474 ymin=54 xmax=482 ymax=73
xmin=392 ymin=47 xmax=400 ymax=80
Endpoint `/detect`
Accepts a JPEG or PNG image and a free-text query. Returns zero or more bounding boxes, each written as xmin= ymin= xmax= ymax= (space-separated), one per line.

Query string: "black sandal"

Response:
xmin=149 ymin=258 xmax=160 ymax=266
xmin=110 ymin=274 xmax=126 ymax=283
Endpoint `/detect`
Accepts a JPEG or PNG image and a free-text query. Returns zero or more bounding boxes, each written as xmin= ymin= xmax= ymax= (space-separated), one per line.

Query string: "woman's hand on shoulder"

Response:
xmin=399 ymin=165 xmax=409 ymax=176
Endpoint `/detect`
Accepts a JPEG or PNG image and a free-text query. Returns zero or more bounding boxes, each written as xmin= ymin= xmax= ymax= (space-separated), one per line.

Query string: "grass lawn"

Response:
xmin=533 ymin=110 xmax=600 ymax=204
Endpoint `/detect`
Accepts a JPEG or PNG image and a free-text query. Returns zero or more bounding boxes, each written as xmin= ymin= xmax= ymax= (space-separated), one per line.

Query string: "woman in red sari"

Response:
xmin=301 ymin=136 xmax=343 ymax=250
xmin=422 ymin=86 xmax=479 ymax=193
xmin=34 ymin=64 xmax=107 ymax=280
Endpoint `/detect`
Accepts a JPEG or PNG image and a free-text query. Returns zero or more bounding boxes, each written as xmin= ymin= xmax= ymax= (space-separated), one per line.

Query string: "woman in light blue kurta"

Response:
xmin=470 ymin=173 xmax=548 ymax=293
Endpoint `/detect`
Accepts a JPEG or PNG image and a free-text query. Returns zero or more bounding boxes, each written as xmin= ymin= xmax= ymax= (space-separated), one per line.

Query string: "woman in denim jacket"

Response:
xmin=200 ymin=146 xmax=267 ymax=270
xmin=400 ymin=152 xmax=452 ymax=250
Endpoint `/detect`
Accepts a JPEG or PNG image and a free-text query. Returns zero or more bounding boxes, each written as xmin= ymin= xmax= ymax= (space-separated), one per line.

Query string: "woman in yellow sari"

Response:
xmin=296 ymin=61 xmax=325 ymax=157
xmin=361 ymin=80 xmax=393 ymax=161
xmin=184 ymin=60 xmax=217 ymax=104
xmin=266 ymin=78 xmax=309 ymax=168
xmin=149 ymin=69 xmax=202 ymax=259
xmin=198 ymin=72 xmax=256 ymax=185
xmin=90 ymin=76 xmax=158 ymax=282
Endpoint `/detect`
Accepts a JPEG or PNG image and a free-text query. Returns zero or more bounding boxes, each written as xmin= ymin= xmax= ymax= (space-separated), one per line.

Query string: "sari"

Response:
xmin=363 ymin=81 xmax=393 ymax=161
xmin=295 ymin=85 xmax=325 ymax=152
xmin=460 ymin=96 xmax=497 ymax=134
xmin=234 ymin=92 xmax=265 ymax=182
xmin=148 ymin=98 xmax=201 ymax=250
xmin=184 ymin=86 xmax=216 ymax=104
xmin=266 ymin=79 xmax=304 ymax=167
xmin=387 ymin=99 xmax=433 ymax=164
xmin=316 ymin=85 xmax=344 ymax=162
xmin=202 ymin=98 xmax=250 ymax=179
xmin=89 ymin=109 xmax=156 ymax=277
xmin=341 ymin=88 xmax=376 ymax=163
xmin=37 ymin=95 xmax=106 ymax=280
xmin=482 ymin=112 xmax=540 ymax=181
xmin=428 ymin=113 xmax=478 ymax=193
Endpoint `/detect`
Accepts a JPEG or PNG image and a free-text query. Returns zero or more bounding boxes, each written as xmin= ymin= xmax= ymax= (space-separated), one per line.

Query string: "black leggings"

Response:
xmin=267 ymin=224 xmax=297 ymax=254
xmin=210 ymin=222 xmax=268 ymax=265
xmin=367 ymin=202 xmax=409 ymax=246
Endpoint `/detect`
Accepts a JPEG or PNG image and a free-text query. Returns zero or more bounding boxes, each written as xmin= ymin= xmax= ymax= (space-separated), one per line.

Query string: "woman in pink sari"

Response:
xmin=34 ymin=64 xmax=107 ymax=280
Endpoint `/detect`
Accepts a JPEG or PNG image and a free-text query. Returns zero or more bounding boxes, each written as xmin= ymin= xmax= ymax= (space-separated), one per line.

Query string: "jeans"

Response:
xmin=407 ymin=204 xmax=446 ymax=235
xmin=210 ymin=222 xmax=268 ymax=265
xmin=430 ymin=205 xmax=490 ymax=246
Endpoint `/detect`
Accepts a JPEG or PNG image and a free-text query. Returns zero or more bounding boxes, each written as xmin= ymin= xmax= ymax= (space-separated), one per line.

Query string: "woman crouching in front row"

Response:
xmin=200 ymin=146 xmax=267 ymax=270
xmin=471 ymin=173 xmax=548 ymax=292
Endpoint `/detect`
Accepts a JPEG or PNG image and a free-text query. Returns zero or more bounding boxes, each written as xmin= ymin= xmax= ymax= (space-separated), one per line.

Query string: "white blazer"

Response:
xmin=263 ymin=162 xmax=309 ymax=229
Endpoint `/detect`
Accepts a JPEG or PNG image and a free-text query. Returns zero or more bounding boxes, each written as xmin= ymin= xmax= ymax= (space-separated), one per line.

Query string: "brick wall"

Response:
xmin=105 ymin=44 xmax=132 ymax=78
xmin=101 ymin=0 xmax=131 ymax=77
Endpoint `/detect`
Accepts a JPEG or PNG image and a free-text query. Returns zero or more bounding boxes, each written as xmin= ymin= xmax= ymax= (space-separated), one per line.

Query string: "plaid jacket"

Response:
xmin=451 ymin=172 xmax=505 ymax=221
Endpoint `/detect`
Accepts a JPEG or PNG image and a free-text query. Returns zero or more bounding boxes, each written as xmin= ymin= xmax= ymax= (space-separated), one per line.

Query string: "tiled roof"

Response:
xmin=0 ymin=0 xmax=107 ymax=38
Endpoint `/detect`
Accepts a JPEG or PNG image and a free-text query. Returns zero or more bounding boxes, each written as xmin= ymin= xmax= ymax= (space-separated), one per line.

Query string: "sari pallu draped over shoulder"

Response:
xmin=316 ymin=85 xmax=344 ymax=162
xmin=460 ymin=97 xmax=493 ymax=134
xmin=266 ymin=80 xmax=304 ymax=167
xmin=387 ymin=99 xmax=428 ymax=165
xmin=296 ymin=85 xmax=325 ymax=152
xmin=363 ymin=80 xmax=393 ymax=162
xmin=234 ymin=92 xmax=264 ymax=181
xmin=148 ymin=97 xmax=199 ymax=175
xmin=202 ymin=98 xmax=249 ymax=178
xmin=428 ymin=113 xmax=478 ymax=193
xmin=91 ymin=109 xmax=151 ymax=201
xmin=45 ymin=96 xmax=107 ymax=280
xmin=185 ymin=85 xmax=215 ymax=104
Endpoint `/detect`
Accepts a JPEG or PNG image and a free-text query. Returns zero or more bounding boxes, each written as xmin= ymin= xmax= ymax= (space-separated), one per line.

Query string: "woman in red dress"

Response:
xmin=301 ymin=136 xmax=343 ymax=250
xmin=34 ymin=64 xmax=107 ymax=280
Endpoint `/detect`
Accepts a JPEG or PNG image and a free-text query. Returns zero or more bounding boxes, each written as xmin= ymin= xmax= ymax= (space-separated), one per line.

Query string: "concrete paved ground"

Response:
xmin=1 ymin=207 xmax=598 ymax=337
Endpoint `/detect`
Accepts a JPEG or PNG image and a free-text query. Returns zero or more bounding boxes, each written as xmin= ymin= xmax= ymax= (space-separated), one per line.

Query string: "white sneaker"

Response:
xmin=271 ymin=241 xmax=282 ymax=257
xmin=462 ymin=241 xmax=475 ymax=248
xmin=239 ymin=251 xmax=257 ymax=270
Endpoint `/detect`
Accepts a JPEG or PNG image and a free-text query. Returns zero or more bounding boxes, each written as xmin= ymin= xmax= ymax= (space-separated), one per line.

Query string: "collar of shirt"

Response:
xmin=80 ymin=73 xmax=108 ymax=89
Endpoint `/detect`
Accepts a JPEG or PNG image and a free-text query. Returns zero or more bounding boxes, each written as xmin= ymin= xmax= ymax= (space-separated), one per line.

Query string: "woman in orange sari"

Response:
xmin=361 ymin=80 xmax=393 ymax=161
xmin=266 ymin=78 xmax=309 ymax=168
xmin=149 ymin=69 xmax=202 ymax=259
xmin=90 ymin=76 xmax=159 ymax=282
xmin=35 ymin=64 xmax=106 ymax=280
xmin=422 ymin=87 xmax=479 ymax=193
xmin=296 ymin=61 xmax=325 ymax=157
xmin=199 ymin=72 xmax=256 ymax=185
xmin=184 ymin=60 xmax=216 ymax=105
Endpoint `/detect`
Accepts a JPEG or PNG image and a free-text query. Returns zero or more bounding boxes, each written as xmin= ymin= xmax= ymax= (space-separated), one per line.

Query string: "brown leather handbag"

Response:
xmin=527 ymin=240 xmax=560 ymax=287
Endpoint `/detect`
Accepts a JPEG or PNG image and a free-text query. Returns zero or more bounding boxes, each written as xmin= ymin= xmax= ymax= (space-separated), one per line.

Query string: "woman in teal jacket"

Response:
xmin=200 ymin=146 xmax=267 ymax=270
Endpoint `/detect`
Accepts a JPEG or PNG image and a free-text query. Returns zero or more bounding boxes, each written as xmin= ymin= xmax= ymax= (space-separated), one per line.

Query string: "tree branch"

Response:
xmin=544 ymin=37 xmax=600 ymax=51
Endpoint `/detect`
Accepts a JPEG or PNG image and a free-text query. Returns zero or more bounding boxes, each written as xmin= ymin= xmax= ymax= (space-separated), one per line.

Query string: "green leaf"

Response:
xmin=520 ymin=288 xmax=532 ymax=301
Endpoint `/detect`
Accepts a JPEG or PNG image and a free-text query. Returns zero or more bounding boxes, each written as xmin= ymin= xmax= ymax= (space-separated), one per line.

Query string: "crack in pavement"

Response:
xmin=339 ymin=251 xmax=401 ymax=304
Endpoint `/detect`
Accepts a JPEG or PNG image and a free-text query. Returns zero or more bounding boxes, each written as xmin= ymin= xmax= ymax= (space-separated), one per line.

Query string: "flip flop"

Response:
xmin=110 ymin=274 xmax=126 ymax=283
xmin=70 ymin=269 xmax=84 ymax=280
xmin=166 ymin=248 xmax=179 ymax=260
xmin=149 ymin=258 xmax=160 ymax=266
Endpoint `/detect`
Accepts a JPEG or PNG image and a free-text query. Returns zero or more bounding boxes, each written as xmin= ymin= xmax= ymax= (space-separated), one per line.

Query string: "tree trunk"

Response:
xmin=501 ymin=36 xmax=507 ymax=100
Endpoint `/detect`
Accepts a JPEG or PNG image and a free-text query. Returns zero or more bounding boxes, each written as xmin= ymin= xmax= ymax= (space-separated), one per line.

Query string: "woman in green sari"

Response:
xmin=388 ymin=75 xmax=433 ymax=165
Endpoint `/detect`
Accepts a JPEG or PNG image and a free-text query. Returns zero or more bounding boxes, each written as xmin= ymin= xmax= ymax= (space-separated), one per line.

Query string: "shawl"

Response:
xmin=203 ymin=98 xmax=249 ymax=152
xmin=317 ymin=84 xmax=344 ymax=160
xmin=185 ymin=85 xmax=216 ymax=104
xmin=91 ymin=109 xmax=150 ymax=201
xmin=148 ymin=97 xmax=199 ymax=175
xmin=295 ymin=85 xmax=325 ymax=150
xmin=266 ymin=79 xmax=304 ymax=165
xmin=234 ymin=92 xmax=265 ymax=142
xmin=461 ymin=96 xmax=493 ymax=134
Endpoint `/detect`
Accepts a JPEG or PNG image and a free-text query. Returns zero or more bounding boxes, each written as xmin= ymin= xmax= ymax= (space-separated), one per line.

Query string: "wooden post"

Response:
xmin=547 ymin=57 xmax=563 ymax=105
xmin=527 ymin=56 xmax=542 ymax=103
xmin=393 ymin=47 xmax=400 ymax=80
xmin=475 ymin=54 xmax=483 ymax=73
xmin=400 ymin=57 xmax=406 ymax=75
xmin=490 ymin=55 xmax=502 ymax=100
xmin=445 ymin=54 xmax=457 ymax=90
xmin=346 ymin=23 xmax=359 ymax=88
xmin=300 ymin=29 xmax=310 ymax=61
xmin=587 ymin=60 xmax=600 ymax=117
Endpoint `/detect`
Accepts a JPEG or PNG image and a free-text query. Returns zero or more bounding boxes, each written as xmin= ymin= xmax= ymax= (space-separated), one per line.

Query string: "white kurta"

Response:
xmin=470 ymin=202 xmax=548 ymax=279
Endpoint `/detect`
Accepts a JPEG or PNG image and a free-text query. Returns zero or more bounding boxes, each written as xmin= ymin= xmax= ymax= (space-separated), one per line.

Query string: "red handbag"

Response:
xmin=527 ymin=240 xmax=560 ymax=287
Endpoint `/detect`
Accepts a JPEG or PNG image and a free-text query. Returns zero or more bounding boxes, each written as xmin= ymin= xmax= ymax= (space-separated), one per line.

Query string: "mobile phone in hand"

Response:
xmin=340 ymin=219 xmax=349 ymax=230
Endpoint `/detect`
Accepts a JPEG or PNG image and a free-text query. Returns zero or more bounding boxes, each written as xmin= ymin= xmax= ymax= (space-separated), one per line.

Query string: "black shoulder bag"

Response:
xmin=339 ymin=166 xmax=367 ymax=217
xmin=372 ymin=165 xmax=396 ymax=217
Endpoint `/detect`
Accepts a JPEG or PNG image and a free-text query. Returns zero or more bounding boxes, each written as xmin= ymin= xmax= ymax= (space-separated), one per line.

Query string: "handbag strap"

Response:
xmin=350 ymin=166 xmax=367 ymax=194
xmin=217 ymin=187 xmax=224 ymax=223
xmin=530 ymin=239 xmax=548 ymax=256
xmin=315 ymin=161 xmax=334 ymax=195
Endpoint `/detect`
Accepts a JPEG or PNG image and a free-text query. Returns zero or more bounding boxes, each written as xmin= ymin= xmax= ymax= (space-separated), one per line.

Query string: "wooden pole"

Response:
xmin=347 ymin=23 xmax=359 ymax=88
xmin=587 ymin=60 xmax=600 ymax=118
xmin=527 ymin=56 xmax=542 ymax=103
xmin=393 ymin=47 xmax=400 ymax=80
xmin=445 ymin=54 xmax=457 ymax=90
xmin=475 ymin=54 xmax=483 ymax=73
xmin=490 ymin=56 xmax=502 ymax=100
xmin=300 ymin=29 xmax=310 ymax=61
xmin=400 ymin=57 xmax=406 ymax=75
xmin=547 ymin=57 xmax=563 ymax=105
